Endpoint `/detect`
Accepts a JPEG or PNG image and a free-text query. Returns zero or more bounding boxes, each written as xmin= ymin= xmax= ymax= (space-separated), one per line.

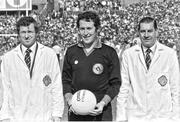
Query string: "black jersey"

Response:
xmin=62 ymin=41 xmax=121 ymax=102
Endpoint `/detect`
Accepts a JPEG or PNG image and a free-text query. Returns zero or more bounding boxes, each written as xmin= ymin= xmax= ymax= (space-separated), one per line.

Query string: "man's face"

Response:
xmin=19 ymin=23 xmax=36 ymax=48
xmin=78 ymin=19 xmax=97 ymax=45
xmin=139 ymin=22 xmax=158 ymax=48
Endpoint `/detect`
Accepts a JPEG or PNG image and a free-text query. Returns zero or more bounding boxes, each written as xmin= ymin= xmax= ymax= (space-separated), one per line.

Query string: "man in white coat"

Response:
xmin=0 ymin=55 xmax=3 ymax=109
xmin=116 ymin=16 xmax=180 ymax=122
xmin=0 ymin=16 xmax=64 ymax=122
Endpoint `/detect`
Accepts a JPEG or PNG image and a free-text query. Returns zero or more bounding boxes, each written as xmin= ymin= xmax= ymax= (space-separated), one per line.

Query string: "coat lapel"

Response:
xmin=136 ymin=45 xmax=147 ymax=70
xmin=138 ymin=51 xmax=147 ymax=70
xmin=150 ymin=42 xmax=162 ymax=67
xmin=34 ymin=43 xmax=43 ymax=61
xmin=15 ymin=45 xmax=27 ymax=67
xmin=32 ymin=42 xmax=44 ymax=70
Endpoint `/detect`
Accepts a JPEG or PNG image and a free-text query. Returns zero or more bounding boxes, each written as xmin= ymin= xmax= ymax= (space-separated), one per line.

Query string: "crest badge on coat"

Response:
xmin=158 ymin=75 xmax=168 ymax=87
xmin=43 ymin=75 xmax=52 ymax=86
xmin=92 ymin=63 xmax=104 ymax=75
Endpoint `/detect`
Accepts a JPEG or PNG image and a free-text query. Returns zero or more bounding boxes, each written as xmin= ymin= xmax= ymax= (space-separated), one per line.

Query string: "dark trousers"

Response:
xmin=68 ymin=103 xmax=112 ymax=121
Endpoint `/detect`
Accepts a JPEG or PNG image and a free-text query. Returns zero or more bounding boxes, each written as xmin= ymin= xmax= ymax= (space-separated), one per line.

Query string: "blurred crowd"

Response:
xmin=0 ymin=0 xmax=180 ymax=55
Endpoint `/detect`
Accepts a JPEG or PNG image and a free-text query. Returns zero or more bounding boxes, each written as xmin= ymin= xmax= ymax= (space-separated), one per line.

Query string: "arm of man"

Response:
xmin=50 ymin=51 xmax=64 ymax=119
xmin=64 ymin=92 xmax=79 ymax=114
xmin=0 ymin=55 xmax=11 ymax=121
xmin=62 ymin=48 xmax=72 ymax=95
xmin=169 ymin=50 xmax=180 ymax=119
xmin=105 ymin=48 xmax=121 ymax=101
xmin=64 ymin=93 xmax=73 ymax=106
xmin=62 ymin=49 xmax=73 ymax=108
xmin=116 ymin=51 xmax=130 ymax=122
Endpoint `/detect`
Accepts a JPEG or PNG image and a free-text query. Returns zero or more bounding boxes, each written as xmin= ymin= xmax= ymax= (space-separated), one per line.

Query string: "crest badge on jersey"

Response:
xmin=74 ymin=60 xmax=78 ymax=64
xmin=158 ymin=75 xmax=168 ymax=87
xmin=92 ymin=63 xmax=104 ymax=75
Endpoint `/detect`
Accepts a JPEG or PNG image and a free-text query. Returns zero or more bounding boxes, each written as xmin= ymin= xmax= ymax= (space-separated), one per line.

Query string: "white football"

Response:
xmin=71 ymin=89 xmax=97 ymax=115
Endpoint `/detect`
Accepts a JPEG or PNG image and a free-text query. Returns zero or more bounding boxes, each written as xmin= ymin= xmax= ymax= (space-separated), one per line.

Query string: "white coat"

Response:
xmin=0 ymin=42 xmax=64 ymax=122
xmin=116 ymin=42 xmax=180 ymax=122
xmin=0 ymin=72 xmax=3 ymax=109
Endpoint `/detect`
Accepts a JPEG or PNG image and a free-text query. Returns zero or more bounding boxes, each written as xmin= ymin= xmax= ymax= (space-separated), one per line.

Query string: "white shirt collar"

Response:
xmin=21 ymin=43 xmax=37 ymax=56
xmin=142 ymin=41 xmax=157 ymax=55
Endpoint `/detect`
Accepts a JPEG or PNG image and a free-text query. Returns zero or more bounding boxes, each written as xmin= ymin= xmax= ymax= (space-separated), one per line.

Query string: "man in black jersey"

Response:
xmin=62 ymin=11 xmax=121 ymax=121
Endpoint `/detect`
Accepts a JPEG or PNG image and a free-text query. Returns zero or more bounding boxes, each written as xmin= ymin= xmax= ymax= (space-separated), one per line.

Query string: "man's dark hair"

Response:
xmin=138 ymin=16 xmax=157 ymax=31
xmin=16 ymin=16 xmax=39 ymax=34
xmin=76 ymin=11 xmax=101 ymax=30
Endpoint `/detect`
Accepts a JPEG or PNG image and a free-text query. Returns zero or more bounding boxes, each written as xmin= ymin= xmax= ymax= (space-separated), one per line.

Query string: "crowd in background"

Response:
xmin=0 ymin=0 xmax=180 ymax=56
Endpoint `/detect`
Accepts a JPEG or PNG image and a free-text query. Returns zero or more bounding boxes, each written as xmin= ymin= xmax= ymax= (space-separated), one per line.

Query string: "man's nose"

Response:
xmin=83 ymin=29 xmax=88 ymax=35
xmin=25 ymin=32 xmax=28 ymax=37
xmin=144 ymin=31 xmax=149 ymax=37
xmin=25 ymin=33 xmax=29 ymax=39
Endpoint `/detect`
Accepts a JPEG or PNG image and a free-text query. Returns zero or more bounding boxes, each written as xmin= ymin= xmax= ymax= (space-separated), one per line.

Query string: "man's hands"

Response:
xmin=68 ymin=100 xmax=106 ymax=116
xmin=65 ymin=93 xmax=111 ymax=116
xmin=65 ymin=93 xmax=79 ymax=114
xmin=66 ymin=95 xmax=106 ymax=116
xmin=88 ymin=101 xmax=106 ymax=116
